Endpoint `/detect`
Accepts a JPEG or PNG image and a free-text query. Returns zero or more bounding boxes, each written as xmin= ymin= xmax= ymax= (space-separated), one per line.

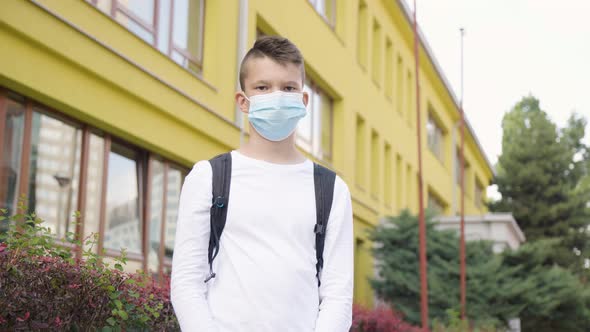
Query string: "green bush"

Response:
xmin=0 ymin=199 xmax=179 ymax=331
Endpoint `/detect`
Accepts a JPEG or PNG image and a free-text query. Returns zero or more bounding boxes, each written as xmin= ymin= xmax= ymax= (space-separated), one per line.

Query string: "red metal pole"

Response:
xmin=413 ymin=1 xmax=429 ymax=330
xmin=459 ymin=27 xmax=467 ymax=321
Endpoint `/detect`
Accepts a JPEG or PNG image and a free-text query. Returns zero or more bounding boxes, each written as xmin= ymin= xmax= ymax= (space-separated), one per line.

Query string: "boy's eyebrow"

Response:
xmin=250 ymin=80 xmax=301 ymax=86
xmin=251 ymin=80 xmax=271 ymax=86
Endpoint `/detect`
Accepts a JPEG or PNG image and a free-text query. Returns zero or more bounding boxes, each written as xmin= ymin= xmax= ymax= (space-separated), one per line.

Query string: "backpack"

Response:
xmin=204 ymin=152 xmax=336 ymax=287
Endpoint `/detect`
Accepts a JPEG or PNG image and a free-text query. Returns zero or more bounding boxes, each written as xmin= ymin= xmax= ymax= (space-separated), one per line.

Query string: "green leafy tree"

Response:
xmin=502 ymin=240 xmax=590 ymax=332
xmin=490 ymin=95 xmax=590 ymax=275
xmin=369 ymin=210 xmax=521 ymax=329
xmin=370 ymin=210 xmax=590 ymax=331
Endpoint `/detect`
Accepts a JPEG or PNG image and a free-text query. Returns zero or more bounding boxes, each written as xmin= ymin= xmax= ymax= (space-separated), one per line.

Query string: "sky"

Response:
xmin=404 ymin=0 xmax=590 ymax=170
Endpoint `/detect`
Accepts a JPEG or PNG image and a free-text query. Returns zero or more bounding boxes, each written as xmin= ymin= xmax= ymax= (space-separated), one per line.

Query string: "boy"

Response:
xmin=171 ymin=36 xmax=353 ymax=331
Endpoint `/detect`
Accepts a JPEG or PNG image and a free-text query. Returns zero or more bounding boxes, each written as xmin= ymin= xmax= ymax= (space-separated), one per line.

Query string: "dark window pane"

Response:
xmin=0 ymin=98 xmax=25 ymax=223
xmin=27 ymin=110 xmax=82 ymax=240
xmin=104 ymin=143 xmax=141 ymax=254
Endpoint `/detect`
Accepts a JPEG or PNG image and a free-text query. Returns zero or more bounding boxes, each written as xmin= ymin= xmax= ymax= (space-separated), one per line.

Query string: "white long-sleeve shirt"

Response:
xmin=171 ymin=150 xmax=353 ymax=332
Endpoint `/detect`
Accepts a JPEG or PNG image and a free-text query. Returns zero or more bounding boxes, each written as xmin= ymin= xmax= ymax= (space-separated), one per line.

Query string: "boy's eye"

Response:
xmin=284 ymin=86 xmax=296 ymax=92
xmin=255 ymin=86 xmax=268 ymax=91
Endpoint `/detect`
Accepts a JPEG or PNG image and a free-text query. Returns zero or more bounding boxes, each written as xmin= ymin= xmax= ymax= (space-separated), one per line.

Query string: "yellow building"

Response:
xmin=0 ymin=0 xmax=493 ymax=308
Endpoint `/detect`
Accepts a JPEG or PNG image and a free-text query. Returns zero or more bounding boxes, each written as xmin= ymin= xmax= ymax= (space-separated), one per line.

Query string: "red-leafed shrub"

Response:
xmin=0 ymin=202 xmax=179 ymax=331
xmin=352 ymin=303 xmax=422 ymax=332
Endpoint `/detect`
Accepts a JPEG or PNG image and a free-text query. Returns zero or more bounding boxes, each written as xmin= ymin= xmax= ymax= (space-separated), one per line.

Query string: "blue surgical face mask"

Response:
xmin=245 ymin=91 xmax=307 ymax=142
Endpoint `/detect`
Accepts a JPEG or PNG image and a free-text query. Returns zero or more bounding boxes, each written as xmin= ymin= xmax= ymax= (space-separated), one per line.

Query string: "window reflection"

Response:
xmin=104 ymin=143 xmax=141 ymax=254
xmin=296 ymin=81 xmax=333 ymax=161
xmin=172 ymin=0 xmax=204 ymax=64
xmin=148 ymin=158 xmax=164 ymax=273
xmin=164 ymin=167 xmax=183 ymax=261
xmin=1 ymin=90 xmax=192 ymax=280
xmin=113 ymin=1 xmax=156 ymax=44
xmin=83 ymin=133 xmax=105 ymax=251
xmin=87 ymin=0 xmax=204 ymax=73
xmin=0 ymin=97 xmax=25 ymax=227
xmin=27 ymin=111 xmax=82 ymax=240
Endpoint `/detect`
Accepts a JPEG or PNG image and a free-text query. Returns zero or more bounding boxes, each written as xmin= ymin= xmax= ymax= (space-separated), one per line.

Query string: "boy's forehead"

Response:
xmin=243 ymin=56 xmax=303 ymax=85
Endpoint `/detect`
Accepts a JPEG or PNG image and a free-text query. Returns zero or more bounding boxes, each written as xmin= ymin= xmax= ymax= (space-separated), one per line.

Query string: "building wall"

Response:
xmin=435 ymin=214 xmax=526 ymax=253
xmin=0 ymin=0 xmax=494 ymax=308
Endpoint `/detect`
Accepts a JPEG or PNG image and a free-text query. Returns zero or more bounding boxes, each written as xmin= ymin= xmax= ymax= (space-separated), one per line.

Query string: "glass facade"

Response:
xmin=0 ymin=91 xmax=188 ymax=278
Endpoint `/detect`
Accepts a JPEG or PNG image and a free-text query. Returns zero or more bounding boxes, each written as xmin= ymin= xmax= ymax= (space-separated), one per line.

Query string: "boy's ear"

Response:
xmin=235 ymin=91 xmax=250 ymax=114
xmin=302 ymin=91 xmax=310 ymax=108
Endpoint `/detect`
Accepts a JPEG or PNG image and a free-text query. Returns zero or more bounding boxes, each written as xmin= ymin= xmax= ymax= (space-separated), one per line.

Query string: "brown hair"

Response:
xmin=239 ymin=36 xmax=305 ymax=91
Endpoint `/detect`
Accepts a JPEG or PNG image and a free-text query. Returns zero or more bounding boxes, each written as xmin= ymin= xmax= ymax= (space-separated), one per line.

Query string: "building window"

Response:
xmin=357 ymin=0 xmax=368 ymax=68
xmin=88 ymin=0 xmax=205 ymax=74
xmin=0 ymin=95 xmax=25 ymax=223
xmin=148 ymin=159 xmax=185 ymax=277
xmin=82 ymin=133 xmax=106 ymax=251
xmin=384 ymin=143 xmax=392 ymax=206
xmin=384 ymin=38 xmax=393 ymax=99
xmin=27 ymin=110 xmax=82 ymax=241
xmin=406 ymin=70 xmax=414 ymax=125
xmin=0 ymin=89 xmax=189 ymax=279
xmin=297 ymin=80 xmax=333 ymax=161
xmin=428 ymin=190 xmax=446 ymax=215
xmin=370 ymin=130 xmax=380 ymax=198
xmin=104 ymin=142 xmax=143 ymax=256
xmin=355 ymin=115 xmax=366 ymax=187
xmin=475 ymin=178 xmax=485 ymax=209
xmin=308 ymin=0 xmax=336 ymax=27
xmin=371 ymin=19 xmax=382 ymax=85
xmin=427 ymin=112 xmax=445 ymax=162
xmin=396 ymin=56 xmax=404 ymax=115
xmin=455 ymin=148 xmax=471 ymax=195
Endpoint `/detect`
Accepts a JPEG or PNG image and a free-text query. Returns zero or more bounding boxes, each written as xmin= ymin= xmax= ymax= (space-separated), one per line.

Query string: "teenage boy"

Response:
xmin=171 ymin=36 xmax=353 ymax=331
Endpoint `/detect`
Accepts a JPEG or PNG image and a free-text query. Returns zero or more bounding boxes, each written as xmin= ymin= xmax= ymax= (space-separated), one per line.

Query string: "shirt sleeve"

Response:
xmin=170 ymin=160 xmax=219 ymax=332
xmin=314 ymin=176 xmax=354 ymax=332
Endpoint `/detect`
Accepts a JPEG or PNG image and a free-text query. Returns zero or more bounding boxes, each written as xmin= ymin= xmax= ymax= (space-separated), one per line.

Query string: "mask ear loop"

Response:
xmin=240 ymin=92 xmax=250 ymax=145
xmin=242 ymin=92 xmax=251 ymax=103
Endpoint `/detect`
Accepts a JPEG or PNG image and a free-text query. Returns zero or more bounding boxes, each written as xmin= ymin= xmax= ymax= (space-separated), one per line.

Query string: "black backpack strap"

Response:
xmin=205 ymin=152 xmax=232 ymax=283
xmin=313 ymin=163 xmax=336 ymax=287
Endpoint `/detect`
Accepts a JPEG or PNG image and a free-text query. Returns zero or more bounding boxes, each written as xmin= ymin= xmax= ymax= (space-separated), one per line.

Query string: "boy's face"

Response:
xmin=236 ymin=56 xmax=309 ymax=114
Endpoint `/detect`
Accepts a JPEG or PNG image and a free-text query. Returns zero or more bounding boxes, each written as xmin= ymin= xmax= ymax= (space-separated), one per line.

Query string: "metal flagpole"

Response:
xmin=459 ymin=27 xmax=467 ymax=321
xmin=413 ymin=0 xmax=429 ymax=330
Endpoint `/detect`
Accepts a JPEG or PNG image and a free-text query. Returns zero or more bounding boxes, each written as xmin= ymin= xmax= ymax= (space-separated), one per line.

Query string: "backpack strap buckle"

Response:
xmin=213 ymin=196 xmax=226 ymax=208
xmin=314 ymin=223 xmax=325 ymax=235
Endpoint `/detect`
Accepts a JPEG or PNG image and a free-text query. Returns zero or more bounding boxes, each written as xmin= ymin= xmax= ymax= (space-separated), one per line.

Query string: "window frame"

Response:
xmin=475 ymin=178 xmax=485 ymax=209
xmin=455 ymin=148 xmax=471 ymax=191
xmin=426 ymin=111 xmax=445 ymax=163
xmin=296 ymin=79 xmax=334 ymax=162
xmin=427 ymin=189 xmax=446 ymax=215
xmin=87 ymin=0 xmax=205 ymax=74
xmin=0 ymin=88 xmax=189 ymax=281
xmin=307 ymin=0 xmax=337 ymax=28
